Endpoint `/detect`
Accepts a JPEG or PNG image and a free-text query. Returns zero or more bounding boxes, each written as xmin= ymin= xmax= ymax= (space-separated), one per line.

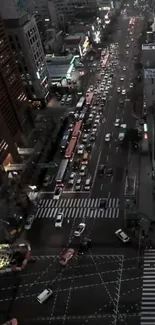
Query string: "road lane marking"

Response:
xmin=116 ymin=147 xmax=119 ymax=153
xmin=111 ymin=176 xmax=113 ymax=183
xmin=100 ymin=184 xmax=103 ymax=191
xmin=109 ymin=143 xmax=111 ymax=148
xmin=92 ymin=151 xmax=101 ymax=189
xmin=106 ymin=156 xmax=109 ymax=161
xmin=108 ymin=192 xmax=111 ymax=198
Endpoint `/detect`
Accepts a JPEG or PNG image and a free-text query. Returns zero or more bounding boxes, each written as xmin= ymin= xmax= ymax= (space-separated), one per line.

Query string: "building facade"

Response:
xmin=1 ymin=0 xmax=50 ymax=107
xmin=48 ymin=0 xmax=97 ymax=28
xmin=23 ymin=0 xmax=53 ymax=40
xmin=0 ymin=16 xmax=28 ymax=166
xmin=141 ymin=44 xmax=155 ymax=107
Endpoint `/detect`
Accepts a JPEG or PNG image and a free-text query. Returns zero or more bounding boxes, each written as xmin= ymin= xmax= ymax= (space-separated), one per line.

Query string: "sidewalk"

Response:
xmin=138 ymin=154 xmax=155 ymax=221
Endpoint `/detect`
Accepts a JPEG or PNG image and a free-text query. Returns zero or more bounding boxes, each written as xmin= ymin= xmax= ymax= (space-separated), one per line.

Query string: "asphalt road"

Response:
xmin=0 ymin=5 xmax=146 ymax=325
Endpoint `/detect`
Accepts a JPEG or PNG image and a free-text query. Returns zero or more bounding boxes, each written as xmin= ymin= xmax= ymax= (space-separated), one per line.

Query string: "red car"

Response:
xmin=59 ymin=248 xmax=76 ymax=266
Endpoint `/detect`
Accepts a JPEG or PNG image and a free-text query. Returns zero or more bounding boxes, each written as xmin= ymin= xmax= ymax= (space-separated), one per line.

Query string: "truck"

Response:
xmin=118 ymin=124 xmax=127 ymax=141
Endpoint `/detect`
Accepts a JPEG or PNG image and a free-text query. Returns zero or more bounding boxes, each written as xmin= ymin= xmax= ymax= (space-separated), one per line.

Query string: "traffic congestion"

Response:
xmin=51 ymin=17 xmax=138 ymax=199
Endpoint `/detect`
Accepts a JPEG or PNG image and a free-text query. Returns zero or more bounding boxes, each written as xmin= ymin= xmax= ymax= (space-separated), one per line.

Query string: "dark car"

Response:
xmin=78 ymin=238 xmax=92 ymax=255
xmin=86 ymin=144 xmax=92 ymax=153
xmin=84 ymin=120 xmax=92 ymax=132
xmin=73 ymin=159 xmax=80 ymax=170
xmin=99 ymin=199 xmax=107 ymax=209
xmin=90 ymin=132 xmax=96 ymax=142
xmin=98 ymin=165 xmax=105 ymax=176
xmin=119 ymin=100 xmax=124 ymax=107
xmin=105 ymin=168 xmax=113 ymax=176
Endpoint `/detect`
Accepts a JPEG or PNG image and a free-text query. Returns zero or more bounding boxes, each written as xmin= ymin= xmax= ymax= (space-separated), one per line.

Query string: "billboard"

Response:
xmin=144 ymin=69 xmax=155 ymax=78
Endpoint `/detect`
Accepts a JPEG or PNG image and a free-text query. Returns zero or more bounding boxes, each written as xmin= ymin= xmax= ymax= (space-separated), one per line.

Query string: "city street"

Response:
xmin=0 ymin=4 xmax=146 ymax=325
xmin=0 ymin=250 xmax=143 ymax=325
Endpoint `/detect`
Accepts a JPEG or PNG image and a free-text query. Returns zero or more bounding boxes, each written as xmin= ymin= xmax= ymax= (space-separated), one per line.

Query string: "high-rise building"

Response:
xmin=48 ymin=0 xmax=97 ymax=28
xmin=0 ymin=15 xmax=28 ymax=166
xmin=22 ymin=0 xmax=52 ymax=40
xmin=1 ymin=0 xmax=50 ymax=107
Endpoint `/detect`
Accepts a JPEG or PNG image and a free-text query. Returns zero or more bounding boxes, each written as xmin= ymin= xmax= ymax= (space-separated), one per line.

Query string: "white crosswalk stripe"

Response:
xmin=38 ymin=197 xmax=120 ymax=209
xmin=35 ymin=207 xmax=119 ymax=219
xmin=141 ymin=249 xmax=155 ymax=325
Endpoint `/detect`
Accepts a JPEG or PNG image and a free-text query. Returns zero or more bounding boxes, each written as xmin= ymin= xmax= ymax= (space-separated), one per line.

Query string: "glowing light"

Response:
xmin=144 ymin=133 xmax=148 ymax=139
xmin=144 ymin=124 xmax=148 ymax=132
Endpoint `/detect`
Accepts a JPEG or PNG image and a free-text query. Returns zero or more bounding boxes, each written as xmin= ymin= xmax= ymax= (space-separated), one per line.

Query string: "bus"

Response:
xmin=86 ymin=92 xmax=93 ymax=106
xmin=72 ymin=120 xmax=82 ymax=139
xmin=65 ymin=138 xmax=77 ymax=160
xmin=55 ymin=159 xmax=69 ymax=185
xmin=60 ymin=130 xmax=71 ymax=152
xmin=76 ymin=96 xmax=85 ymax=111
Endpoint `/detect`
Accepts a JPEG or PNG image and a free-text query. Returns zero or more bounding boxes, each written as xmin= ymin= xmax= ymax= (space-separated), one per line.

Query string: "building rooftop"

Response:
xmin=46 ymin=54 xmax=73 ymax=64
xmin=65 ymin=33 xmax=85 ymax=41
xmin=47 ymin=63 xmax=70 ymax=79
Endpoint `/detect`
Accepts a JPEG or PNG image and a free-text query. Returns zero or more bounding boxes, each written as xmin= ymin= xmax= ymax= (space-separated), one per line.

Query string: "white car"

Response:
xmin=129 ymin=83 xmax=133 ymax=88
xmin=25 ymin=215 xmax=34 ymax=230
xmin=79 ymin=165 xmax=87 ymax=176
xmin=92 ymin=127 xmax=97 ymax=133
xmin=82 ymin=134 xmax=88 ymax=143
xmin=117 ymin=87 xmax=121 ymax=93
xmin=55 ymin=212 xmax=64 ymax=228
xmin=120 ymin=77 xmax=124 ymax=81
xmin=105 ymin=133 xmax=111 ymax=142
xmin=53 ymin=187 xmax=62 ymax=200
xmin=68 ymin=172 xmax=76 ymax=185
xmin=122 ymin=89 xmax=126 ymax=95
xmin=74 ymin=223 xmax=86 ymax=237
xmin=115 ymin=229 xmax=129 ymax=243
xmin=77 ymin=144 xmax=84 ymax=155
xmin=84 ymin=177 xmax=91 ymax=190
xmin=75 ymin=178 xmax=82 ymax=190
xmin=94 ymin=119 xmax=100 ymax=124
xmin=114 ymin=119 xmax=120 ymax=127
xmin=123 ymin=66 xmax=126 ymax=71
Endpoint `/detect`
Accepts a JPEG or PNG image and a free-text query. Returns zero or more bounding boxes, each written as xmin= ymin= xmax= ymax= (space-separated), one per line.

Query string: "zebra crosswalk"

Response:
xmin=38 ymin=197 xmax=120 ymax=209
xmin=141 ymin=249 xmax=155 ymax=325
xmin=35 ymin=198 xmax=120 ymax=220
